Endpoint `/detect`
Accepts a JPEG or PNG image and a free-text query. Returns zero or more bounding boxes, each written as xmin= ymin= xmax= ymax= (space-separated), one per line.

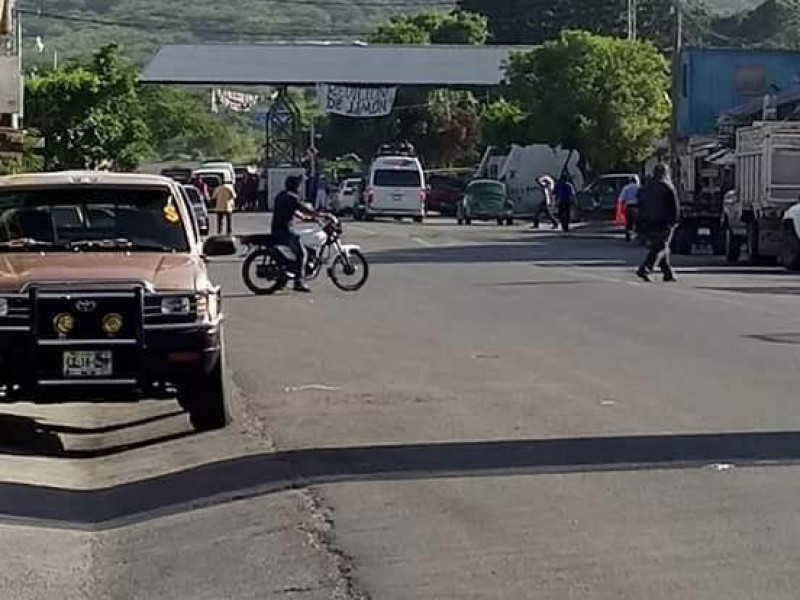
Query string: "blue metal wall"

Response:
xmin=679 ymin=47 xmax=800 ymax=136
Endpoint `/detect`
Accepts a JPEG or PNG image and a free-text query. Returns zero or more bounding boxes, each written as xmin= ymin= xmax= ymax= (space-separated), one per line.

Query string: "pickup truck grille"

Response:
xmin=35 ymin=292 xmax=141 ymax=341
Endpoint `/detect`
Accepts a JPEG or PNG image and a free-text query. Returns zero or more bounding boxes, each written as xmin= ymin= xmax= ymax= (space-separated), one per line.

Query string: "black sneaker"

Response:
xmin=636 ymin=267 xmax=652 ymax=282
xmin=663 ymin=274 xmax=678 ymax=283
xmin=293 ymin=282 xmax=312 ymax=293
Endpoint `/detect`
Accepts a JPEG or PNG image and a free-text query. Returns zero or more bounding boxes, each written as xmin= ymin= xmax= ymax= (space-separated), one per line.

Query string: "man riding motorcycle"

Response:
xmin=272 ymin=175 xmax=321 ymax=293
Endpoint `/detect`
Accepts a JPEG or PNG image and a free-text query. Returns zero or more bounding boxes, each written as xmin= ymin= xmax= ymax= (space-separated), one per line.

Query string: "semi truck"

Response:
xmin=722 ymin=121 xmax=800 ymax=265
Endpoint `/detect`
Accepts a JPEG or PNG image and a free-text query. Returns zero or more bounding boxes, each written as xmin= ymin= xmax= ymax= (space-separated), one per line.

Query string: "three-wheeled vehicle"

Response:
xmin=457 ymin=179 xmax=514 ymax=226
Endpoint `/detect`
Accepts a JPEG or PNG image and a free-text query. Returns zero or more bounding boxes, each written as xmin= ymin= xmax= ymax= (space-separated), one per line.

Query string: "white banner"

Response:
xmin=211 ymin=89 xmax=261 ymax=114
xmin=316 ymin=84 xmax=397 ymax=118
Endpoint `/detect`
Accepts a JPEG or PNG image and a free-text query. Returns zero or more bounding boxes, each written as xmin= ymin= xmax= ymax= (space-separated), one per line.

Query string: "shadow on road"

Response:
xmin=0 ymin=410 xmax=193 ymax=459
xmin=744 ymin=333 xmax=800 ymax=345
xmin=4 ymin=430 xmax=800 ymax=530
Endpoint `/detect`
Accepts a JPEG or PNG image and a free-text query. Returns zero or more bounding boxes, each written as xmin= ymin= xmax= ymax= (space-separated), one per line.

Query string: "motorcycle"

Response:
xmin=239 ymin=214 xmax=369 ymax=295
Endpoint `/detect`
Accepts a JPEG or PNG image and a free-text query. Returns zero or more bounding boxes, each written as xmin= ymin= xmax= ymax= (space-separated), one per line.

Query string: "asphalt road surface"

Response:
xmin=4 ymin=214 xmax=800 ymax=599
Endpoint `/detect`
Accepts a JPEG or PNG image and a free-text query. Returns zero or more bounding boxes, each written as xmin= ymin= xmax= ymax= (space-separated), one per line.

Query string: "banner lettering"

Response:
xmin=316 ymin=84 xmax=397 ymax=118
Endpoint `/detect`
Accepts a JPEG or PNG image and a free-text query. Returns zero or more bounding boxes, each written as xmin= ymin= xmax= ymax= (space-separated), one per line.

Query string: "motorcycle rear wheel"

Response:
xmin=242 ymin=248 xmax=288 ymax=295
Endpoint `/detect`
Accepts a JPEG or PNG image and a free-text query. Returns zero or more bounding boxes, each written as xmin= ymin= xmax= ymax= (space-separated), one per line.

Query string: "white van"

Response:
xmin=366 ymin=155 xmax=426 ymax=222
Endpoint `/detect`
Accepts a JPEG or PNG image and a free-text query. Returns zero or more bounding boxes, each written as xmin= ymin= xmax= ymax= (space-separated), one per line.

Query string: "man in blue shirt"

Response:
xmin=272 ymin=176 xmax=319 ymax=293
xmin=553 ymin=174 xmax=576 ymax=232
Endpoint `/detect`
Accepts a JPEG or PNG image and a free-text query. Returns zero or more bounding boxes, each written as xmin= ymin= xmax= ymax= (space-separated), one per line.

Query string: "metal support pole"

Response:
xmin=627 ymin=0 xmax=637 ymax=41
xmin=670 ymin=0 xmax=684 ymax=198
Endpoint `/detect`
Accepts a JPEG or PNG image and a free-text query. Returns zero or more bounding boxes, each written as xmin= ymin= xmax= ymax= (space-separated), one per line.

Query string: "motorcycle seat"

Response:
xmin=239 ymin=233 xmax=278 ymax=246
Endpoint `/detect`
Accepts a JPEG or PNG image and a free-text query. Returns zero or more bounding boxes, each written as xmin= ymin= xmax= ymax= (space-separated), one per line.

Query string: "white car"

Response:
xmin=365 ymin=155 xmax=426 ymax=222
xmin=337 ymin=178 xmax=362 ymax=214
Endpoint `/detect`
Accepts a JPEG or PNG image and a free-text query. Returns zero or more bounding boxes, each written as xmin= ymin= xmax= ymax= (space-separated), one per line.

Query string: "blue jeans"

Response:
xmin=274 ymin=230 xmax=307 ymax=282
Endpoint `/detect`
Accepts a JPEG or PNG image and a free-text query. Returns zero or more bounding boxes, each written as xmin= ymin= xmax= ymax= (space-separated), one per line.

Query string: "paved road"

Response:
xmin=4 ymin=214 xmax=800 ymax=598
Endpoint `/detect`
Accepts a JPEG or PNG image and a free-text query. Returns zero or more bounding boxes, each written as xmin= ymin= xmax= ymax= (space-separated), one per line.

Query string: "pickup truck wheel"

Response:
xmin=781 ymin=226 xmax=800 ymax=271
xmin=180 ymin=350 xmax=230 ymax=432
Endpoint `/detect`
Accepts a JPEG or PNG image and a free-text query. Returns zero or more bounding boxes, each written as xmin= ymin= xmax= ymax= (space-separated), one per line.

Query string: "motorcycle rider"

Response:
xmin=272 ymin=175 xmax=320 ymax=293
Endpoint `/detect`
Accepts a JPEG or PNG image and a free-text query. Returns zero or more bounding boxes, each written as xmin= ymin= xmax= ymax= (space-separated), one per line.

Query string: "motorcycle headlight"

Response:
xmin=161 ymin=296 xmax=191 ymax=316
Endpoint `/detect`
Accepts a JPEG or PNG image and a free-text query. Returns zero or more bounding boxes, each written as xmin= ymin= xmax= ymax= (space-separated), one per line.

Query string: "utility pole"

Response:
xmin=670 ymin=0 xmax=684 ymax=197
xmin=627 ymin=0 xmax=637 ymax=41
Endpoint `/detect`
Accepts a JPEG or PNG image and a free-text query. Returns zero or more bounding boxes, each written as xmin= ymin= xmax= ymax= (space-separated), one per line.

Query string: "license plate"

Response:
xmin=392 ymin=194 xmax=403 ymax=202
xmin=63 ymin=351 xmax=112 ymax=377
xmin=698 ymin=228 xmax=711 ymax=236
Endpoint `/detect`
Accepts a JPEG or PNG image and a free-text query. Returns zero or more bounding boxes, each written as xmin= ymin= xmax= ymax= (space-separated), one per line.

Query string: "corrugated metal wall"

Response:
xmin=679 ymin=47 xmax=800 ymax=137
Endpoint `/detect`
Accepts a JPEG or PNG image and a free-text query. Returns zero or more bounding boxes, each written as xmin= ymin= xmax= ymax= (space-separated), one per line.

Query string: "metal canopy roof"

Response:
xmin=141 ymin=44 xmax=531 ymax=86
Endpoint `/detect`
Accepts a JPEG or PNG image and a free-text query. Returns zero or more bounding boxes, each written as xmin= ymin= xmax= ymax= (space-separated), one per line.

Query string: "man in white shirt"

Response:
xmin=619 ymin=175 xmax=641 ymax=242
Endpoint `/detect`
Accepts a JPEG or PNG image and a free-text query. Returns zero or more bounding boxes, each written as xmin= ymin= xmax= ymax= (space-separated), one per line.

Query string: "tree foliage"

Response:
xmin=25 ymin=44 xmax=149 ymax=170
xmin=506 ymin=31 xmax=670 ymax=174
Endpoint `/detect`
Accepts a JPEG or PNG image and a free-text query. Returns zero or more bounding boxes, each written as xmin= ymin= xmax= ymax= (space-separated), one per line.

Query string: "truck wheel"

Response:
xmin=725 ymin=224 xmax=742 ymax=263
xmin=179 ymin=348 xmax=230 ymax=432
xmin=671 ymin=226 xmax=693 ymax=255
xmin=711 ymin=227 xmax=726 ymax=256
xmin=747 ymin=221 xmax=761 ymax=265
xmin=781 ymin=226 xmax=800 ymax=271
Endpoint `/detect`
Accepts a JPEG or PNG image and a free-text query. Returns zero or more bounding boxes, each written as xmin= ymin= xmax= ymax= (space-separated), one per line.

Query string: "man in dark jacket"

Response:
xmin=636 ymin=163 xmax=680 ymax=282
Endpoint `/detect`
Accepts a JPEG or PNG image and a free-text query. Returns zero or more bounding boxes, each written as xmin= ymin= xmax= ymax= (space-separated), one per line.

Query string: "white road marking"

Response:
xmin=349 ymin=226 xmax=377 ymax=236
xmin=411 ymin=236 xmax=435 ymax=247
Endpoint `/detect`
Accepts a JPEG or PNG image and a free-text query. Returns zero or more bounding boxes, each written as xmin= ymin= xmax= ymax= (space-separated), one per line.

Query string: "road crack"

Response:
xmin=298 ymin=487 xmax=370 ymax=600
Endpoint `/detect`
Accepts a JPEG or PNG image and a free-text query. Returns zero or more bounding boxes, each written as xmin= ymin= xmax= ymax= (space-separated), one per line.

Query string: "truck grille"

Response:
xmin=35 ymin=291 xmax=141 ymax=341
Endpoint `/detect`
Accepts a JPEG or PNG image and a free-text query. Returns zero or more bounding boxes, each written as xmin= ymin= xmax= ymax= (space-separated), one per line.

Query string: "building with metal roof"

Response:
xmin=141 ymin=43 xmax=534 ymax=87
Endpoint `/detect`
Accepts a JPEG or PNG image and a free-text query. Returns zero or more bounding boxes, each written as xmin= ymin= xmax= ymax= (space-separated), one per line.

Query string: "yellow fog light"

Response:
xmin=101 ymin=313 xmax=123 ymax=336
xmin=53 ymin=312 xmax=74 ymax=335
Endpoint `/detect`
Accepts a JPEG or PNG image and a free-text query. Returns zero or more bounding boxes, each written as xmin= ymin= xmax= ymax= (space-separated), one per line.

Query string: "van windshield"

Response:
xmin=373 ymin=170 xmax=422 ymax=188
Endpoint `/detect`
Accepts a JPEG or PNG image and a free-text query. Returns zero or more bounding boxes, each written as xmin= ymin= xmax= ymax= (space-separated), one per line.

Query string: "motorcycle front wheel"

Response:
xmin=242 ymin=248 xmax=288 ymax=295
xmin=328 ymin=249 xmax=369 ymax=292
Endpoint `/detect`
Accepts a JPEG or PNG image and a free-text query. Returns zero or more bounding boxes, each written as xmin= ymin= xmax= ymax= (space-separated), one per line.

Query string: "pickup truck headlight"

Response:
xmin=161 ymin=296 xmax=192 ymax=316
xmin=0 ymin=298 xmax=8 ymax=317
xmin=196 ymin=290 xmax=220 ymax=322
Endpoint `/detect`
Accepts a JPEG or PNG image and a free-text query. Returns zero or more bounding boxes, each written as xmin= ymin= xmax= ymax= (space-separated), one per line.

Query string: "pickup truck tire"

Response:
xmin=781 ymin=226 xmax=800 ymax=271
xmin=725 ymin=224 xmax=742 ymax=263
xmin=180 ymin=348 xmax=230 ymax=432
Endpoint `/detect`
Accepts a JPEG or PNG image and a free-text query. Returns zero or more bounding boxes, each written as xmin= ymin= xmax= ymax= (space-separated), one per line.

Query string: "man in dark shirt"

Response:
xmin=553 ymin=174 xmax=576 ymax=232
xmin=636 ymin=163 xmax=680 ymax=283
xmin=272 ymin=175 xmax=319 ymax=292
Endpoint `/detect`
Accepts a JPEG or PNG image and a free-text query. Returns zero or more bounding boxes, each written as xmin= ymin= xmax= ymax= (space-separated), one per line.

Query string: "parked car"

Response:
xmin=336 ymin=178 xmax=363 ymax=215
xmin=426 ymin=174 xmax=465 ymax=217
xmin=0 ymin=170 xmax=237 ymax=431
xmin=182 ymin=184 xmax=210 ymax=236
xmin=576 ymin=173 xmax=637 ymax=216
xmin=457 ymin=179 xmax=514 ymax=226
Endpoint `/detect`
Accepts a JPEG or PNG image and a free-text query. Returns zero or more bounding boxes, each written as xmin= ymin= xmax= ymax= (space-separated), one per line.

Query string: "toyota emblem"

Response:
xmin=75 ymin=299 xmax=97 ymax=313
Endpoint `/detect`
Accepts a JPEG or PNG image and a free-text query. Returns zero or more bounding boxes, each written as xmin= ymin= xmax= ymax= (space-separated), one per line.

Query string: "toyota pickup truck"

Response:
xmin=0 ymin=171 xmax=237 ymax=431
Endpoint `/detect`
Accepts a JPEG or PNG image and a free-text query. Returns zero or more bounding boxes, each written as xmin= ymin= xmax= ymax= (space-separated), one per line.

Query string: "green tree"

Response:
xmin=25 ymin=44 xmax=149 ymax=170
xmin=481 ymin=98 xmax=526 ymax=150
xmin=457 ymin=0 xmax=708 ymax=50
xmin=506 ymin=31 xmax=670 ymax=174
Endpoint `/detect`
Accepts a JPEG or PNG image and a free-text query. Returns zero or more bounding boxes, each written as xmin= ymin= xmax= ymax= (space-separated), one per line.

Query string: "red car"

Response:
xmin=426 ymin=175 xmax=465 ymax=216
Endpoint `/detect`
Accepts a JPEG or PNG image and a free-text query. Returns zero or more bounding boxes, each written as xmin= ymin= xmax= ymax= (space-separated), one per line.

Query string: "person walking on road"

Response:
xmin=212 ymin=180 xmax=237 ymax=235
xmin=636 ymin=163 xmax=680 ymax=283
xmin=532 ymin=175 xmax=559 ymax=229
xmin=618 ymin=175 xmax=641 ymax=242
xmin=554 ymin=174 xmax=576 ymax=232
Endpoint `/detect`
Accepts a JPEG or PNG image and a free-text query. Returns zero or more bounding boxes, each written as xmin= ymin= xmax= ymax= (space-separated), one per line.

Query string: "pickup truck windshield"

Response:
xmin=0 ymin=187 xmax=190 ymax=252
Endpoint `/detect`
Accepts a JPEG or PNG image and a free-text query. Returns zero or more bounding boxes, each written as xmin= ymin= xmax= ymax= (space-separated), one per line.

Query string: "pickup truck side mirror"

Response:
xmin=203 ymin=236 xmax=237 ymax=256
